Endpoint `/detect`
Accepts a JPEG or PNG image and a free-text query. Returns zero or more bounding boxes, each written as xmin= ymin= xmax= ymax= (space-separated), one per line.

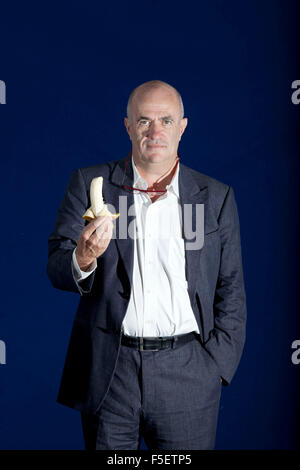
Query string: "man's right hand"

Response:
xmin=75 ymin=215 xmax=114 ymax=271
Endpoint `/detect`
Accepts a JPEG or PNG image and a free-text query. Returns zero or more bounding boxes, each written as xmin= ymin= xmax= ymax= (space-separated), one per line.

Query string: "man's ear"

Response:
xmin=124 ymin=117 xmax=131 ymax=139
xmin=179 ymin=117 xmax=188 ymax=139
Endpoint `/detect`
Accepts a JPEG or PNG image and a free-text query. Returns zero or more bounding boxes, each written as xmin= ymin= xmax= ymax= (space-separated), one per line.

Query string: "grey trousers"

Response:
xmin=81 ymin=333 xmax=222 ymax=450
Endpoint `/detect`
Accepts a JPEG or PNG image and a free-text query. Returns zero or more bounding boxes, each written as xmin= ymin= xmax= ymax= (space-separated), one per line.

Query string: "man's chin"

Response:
xmin=142 ymin=149 xmax=169 ymax=161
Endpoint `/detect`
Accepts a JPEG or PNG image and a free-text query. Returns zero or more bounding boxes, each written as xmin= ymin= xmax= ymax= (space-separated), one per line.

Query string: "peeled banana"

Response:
xmin=82 ymin=176 xmax=120 ymax=221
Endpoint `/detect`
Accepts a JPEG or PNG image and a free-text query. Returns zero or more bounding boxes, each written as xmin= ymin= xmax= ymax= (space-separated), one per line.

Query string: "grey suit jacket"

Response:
xmin=47 ymin=156 xmax=247 ymax=414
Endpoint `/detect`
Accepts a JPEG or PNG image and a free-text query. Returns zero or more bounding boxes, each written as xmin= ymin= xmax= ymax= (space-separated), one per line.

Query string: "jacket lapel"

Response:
xmin=108 ymin=156 xmax=135 ymax=289
xmin=178 ymin=164 xmax=217 ymax=301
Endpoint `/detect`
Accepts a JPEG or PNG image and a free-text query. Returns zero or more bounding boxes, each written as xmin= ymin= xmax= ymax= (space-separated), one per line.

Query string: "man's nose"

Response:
xmin=147 ymin=120 xmax=162 ymax=139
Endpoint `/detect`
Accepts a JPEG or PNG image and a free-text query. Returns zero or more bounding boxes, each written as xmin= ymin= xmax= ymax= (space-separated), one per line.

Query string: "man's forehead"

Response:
xmin=133 ymin=97 xmax=180 ymax=117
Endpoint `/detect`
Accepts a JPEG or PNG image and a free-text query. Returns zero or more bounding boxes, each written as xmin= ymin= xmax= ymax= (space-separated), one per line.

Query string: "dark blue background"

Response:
xmin=0 ymin=0 xmax=299 ymax=449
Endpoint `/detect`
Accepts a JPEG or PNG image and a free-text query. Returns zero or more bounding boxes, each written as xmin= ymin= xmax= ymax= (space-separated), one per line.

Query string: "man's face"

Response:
xmin=124 ymin=87 xmax=187 ymax=167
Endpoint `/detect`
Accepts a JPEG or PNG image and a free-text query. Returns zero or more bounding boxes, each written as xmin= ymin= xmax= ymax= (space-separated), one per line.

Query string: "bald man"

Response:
xmin=47 ymin=80 xmax=247 ymax=450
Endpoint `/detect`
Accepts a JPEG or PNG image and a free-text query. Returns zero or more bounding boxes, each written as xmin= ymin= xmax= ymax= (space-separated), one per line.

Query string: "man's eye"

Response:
xmin=139 ymin=120 xmax=149 ymax=126
xmin=163 ymin=119 xmax=172 ymax=125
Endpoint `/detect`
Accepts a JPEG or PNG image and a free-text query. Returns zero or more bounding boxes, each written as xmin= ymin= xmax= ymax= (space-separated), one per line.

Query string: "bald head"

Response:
xmin=124 ymin=80 xmax=188 ymax=172
xmin=126 ymin=80 xmax=184 ymax=122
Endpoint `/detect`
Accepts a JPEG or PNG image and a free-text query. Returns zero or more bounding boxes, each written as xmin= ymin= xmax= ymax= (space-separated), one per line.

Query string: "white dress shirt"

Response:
xmin=72 ymin=157 xmax=200 ymax=337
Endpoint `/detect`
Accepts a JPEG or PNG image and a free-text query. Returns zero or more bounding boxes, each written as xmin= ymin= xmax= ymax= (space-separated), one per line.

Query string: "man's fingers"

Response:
xmin=85 ymin=223 xmax=112 ymax=256
xmin=89 ymin=220 xmax=113 ymax=245
xmin=101 ymin=220 xmax=114 ymax=240
xmin=78 ymin=215 xmax=113 ymax=263
xmin=82 ymin=215 xmax=112 ymax=240
xmin=96 ymin=219 xmax=113 ymax=240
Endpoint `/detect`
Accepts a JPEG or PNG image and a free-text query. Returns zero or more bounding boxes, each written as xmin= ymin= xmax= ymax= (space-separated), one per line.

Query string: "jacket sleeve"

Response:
xmin=204 ymin=187 xmax=247 ymax=385
xmin=47 ymin=168 xmax=96 ymax=295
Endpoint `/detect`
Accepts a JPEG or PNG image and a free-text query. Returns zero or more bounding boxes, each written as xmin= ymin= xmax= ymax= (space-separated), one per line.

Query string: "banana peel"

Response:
xmin=83 ymin=176 xmax=120 ymax=221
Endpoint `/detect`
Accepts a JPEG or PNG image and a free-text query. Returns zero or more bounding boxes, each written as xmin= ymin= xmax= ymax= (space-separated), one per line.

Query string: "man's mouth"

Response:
xmin=146 ymin=142 xmax=167 ymax=149
xmin=147 ymin=144 xmax=166 ymax=148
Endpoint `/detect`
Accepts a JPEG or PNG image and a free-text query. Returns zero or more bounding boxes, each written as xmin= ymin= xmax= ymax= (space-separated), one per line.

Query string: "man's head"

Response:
xmin=124 ymin=80 xmax=187 ymax=168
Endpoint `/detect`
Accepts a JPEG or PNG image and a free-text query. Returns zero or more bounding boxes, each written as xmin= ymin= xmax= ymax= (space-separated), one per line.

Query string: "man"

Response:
xmin=47 ymin=80 xmax=247 ymax=450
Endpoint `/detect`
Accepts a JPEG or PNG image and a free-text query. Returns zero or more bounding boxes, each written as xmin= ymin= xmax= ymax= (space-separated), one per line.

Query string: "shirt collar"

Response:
xmin=131 ymin=155 xmax=180 ymax=198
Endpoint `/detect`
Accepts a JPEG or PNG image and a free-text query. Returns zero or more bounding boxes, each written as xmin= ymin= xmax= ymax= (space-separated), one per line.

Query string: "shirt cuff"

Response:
xmin=72 ymin=248 xmax=97 ymax=281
